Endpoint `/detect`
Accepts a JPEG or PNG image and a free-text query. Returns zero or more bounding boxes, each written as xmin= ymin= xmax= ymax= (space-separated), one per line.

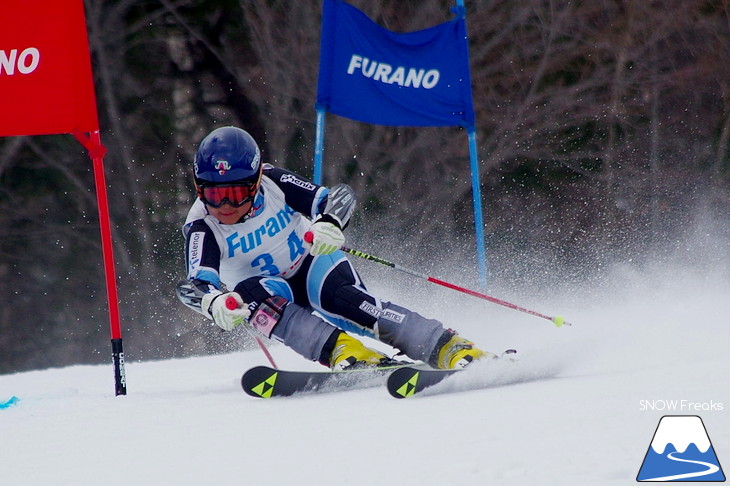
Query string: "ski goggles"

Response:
xmin=197 ymin=182 xmax=259 ymax=208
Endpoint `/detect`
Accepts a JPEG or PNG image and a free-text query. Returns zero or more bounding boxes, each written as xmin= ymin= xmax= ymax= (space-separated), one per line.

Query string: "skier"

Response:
xmin=176 ymin=126 xmax=489 ymax=370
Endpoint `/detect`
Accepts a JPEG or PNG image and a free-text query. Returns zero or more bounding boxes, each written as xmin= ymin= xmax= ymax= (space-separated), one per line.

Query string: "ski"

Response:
xmin=241 ymin=363 xmax=411 ymax=398
xmin=387 ymin=367 xmax=459 ymax=398
xmin=386 ymin=349 xmax=518 ymax=398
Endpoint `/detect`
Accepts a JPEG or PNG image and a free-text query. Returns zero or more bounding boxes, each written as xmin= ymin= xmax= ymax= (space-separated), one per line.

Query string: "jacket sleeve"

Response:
xmin=176 ymin=218 xmax=224 ymax=316
xmin=184 ymin=219 xmax=222 ymax=289
xmin=264 ymin=165 xmax=356 ymax=228
xmin=264 ymin=165 xmax=327 ymax=218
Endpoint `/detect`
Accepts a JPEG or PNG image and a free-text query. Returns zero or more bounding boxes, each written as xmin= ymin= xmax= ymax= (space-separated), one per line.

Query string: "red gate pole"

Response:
xmin=75 ymin=130 xmax=127 ymax=395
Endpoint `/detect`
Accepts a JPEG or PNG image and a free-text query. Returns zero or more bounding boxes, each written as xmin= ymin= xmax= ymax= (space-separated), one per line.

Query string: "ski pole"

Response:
xmin=249 ymin=332 xmax=279 ymax=369
xmin=226 ymin=296 xmax=279 ymax=368
xmin=339 ymin=245 xmax=570 ymax=327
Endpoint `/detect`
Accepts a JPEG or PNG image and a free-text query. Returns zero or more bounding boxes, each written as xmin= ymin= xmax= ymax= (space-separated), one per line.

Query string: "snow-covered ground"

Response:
xmin=2 ymin=248 xmax=728 ymax=485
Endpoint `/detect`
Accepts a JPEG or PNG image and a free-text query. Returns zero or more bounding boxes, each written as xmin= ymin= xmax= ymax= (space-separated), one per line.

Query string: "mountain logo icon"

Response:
xmin=637 ymin=415 xmax=725 ymax=482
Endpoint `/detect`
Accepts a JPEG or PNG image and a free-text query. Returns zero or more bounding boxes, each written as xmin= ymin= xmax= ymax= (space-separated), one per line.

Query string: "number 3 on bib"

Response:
xmin=250 ymin=232 xmax=306 ymax=276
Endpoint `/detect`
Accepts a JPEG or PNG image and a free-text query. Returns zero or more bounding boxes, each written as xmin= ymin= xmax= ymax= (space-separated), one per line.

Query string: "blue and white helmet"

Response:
xmin=193 ymin=126 xmax=261 ymax=184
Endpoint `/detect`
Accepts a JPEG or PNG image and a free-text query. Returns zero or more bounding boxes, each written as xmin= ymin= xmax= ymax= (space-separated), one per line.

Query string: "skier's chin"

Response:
xmin=217 ymin=213 xmax=242 ymax=224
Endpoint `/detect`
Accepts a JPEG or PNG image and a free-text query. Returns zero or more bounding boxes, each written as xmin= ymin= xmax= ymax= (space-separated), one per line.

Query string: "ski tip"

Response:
xmin=386 ymin=366 xmax=459 ymax=399
xmin=241 ymin=366 xmax=280 ymax=398
xmin=386 ymin=367 xmax=421 ymax=399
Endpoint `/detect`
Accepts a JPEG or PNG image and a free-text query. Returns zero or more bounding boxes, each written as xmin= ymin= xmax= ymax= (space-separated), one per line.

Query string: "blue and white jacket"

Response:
xmin=183 ymin=165 xmax=331 ymax=291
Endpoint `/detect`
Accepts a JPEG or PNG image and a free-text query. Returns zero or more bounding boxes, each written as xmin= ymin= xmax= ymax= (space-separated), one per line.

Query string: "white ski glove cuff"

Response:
xmin=306 ymin=219 xmax=345 ymax=256
xmin=201 ymin=291 xmax=251 ymax=331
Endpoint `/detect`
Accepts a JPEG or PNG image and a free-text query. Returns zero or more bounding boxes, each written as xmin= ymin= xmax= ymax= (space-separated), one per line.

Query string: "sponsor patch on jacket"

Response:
xmin=280 ymin=173 xmax=317 ymax=191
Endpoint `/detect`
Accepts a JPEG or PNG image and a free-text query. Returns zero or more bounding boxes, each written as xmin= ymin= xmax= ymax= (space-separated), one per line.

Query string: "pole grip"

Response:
xmin=225 ymin=295 xmax=239 ymax=310
xmin=225 ymin=294 xmax=278 ymax=368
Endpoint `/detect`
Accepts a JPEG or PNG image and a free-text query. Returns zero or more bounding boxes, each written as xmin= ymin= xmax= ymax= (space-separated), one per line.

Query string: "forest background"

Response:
xmin=1 ymin=0 xmax=728 ymax=373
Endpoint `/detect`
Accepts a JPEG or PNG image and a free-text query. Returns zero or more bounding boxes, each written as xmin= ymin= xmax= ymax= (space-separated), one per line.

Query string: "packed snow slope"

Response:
xmin=2 ymin=251 xmax=728 ymax=485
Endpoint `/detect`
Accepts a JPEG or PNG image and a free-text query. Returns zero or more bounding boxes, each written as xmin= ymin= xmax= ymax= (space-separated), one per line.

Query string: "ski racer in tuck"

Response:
xmin=177 ymin=126 xmax=490 ymax=370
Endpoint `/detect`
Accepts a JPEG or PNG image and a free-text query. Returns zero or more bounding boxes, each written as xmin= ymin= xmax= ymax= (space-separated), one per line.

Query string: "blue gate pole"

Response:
xmin=313 ymin=107 xmax=326 ymax=185
xmin=457 ymin=0 xmax=488 ymax=289
xmin=467 ymin=128 xmax=488 ymax=289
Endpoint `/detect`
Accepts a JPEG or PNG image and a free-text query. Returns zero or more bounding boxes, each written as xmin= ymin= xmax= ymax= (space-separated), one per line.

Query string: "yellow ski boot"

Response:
xmin=329 ymin=332 xmax=390 ymax=371
xmin=435 ymin=332 xmax=494 ymax=369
